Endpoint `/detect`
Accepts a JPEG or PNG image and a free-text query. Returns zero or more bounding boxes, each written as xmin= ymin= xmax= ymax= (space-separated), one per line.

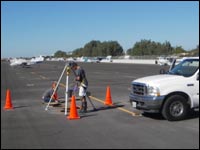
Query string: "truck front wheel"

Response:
xmin=162 ymin=95 xmax=189 ymax=121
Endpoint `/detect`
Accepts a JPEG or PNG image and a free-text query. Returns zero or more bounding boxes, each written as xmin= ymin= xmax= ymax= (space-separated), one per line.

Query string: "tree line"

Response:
xmin=127 ymin=39 xmax=186 ymax=56
xmin=54 ymin=39 xmax=198 ymax=57
xmin=72 ymin=40 xmax=124 ymax=57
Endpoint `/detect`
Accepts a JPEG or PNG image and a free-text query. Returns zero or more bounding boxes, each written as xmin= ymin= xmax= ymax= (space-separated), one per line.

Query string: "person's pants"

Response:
xmin=43 ymin=97 xmax=55 ymax=103
xmin=79 ymin=86 xmax=87 ymax=97
xmin=82 ymin=101 xmax=87 ymax=111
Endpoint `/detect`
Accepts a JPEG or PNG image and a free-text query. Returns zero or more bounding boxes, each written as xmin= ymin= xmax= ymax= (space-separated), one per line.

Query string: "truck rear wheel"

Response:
xmin=162 ymin=95 xmax=189 ymax=121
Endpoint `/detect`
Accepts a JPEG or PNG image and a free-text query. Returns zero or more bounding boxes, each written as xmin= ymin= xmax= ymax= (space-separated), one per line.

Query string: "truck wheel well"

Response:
xmin=161 ymin=92 xmax=190 ymax=111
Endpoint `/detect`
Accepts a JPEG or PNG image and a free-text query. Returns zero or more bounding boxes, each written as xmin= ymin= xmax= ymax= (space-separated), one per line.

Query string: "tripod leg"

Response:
xmin=45 ymin=64 xmax=67 ymax=111
xmin=86 ymin=95 xmax=97 ymax=111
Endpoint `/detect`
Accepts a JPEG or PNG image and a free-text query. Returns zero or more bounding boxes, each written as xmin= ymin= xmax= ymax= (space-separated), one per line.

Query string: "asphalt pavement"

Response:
xmin=1 ymin=61 xmax=199 ymax=149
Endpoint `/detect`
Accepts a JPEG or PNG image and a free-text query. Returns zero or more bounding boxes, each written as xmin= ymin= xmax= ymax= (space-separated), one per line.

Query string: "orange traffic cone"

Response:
xmin=104 ymin=86 xmax=113 ymax=106
xmin=67 ymin=95 xmax=80 ymax=120
xmin=4 ymin=89 xmax=14 ymax=110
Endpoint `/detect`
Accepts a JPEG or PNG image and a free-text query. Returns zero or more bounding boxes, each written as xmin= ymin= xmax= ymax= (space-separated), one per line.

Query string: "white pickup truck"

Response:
xmin=130 ymin=57 xmax=199 ymax=121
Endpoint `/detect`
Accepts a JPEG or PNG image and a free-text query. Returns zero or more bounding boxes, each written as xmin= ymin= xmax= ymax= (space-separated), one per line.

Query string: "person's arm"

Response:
xmin=75 ymin=68 xmax=81 ymax=81
xmin=75 ymin=76 xmax=80 ymax=81
xmin=49 ymin=89 xmax=58 ymax=100
xmin=53 ymin=92 xmax=58 ymax=100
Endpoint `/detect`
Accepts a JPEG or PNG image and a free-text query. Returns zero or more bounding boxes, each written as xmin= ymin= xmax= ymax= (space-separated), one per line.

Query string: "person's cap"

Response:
xmin=69 ymin=61 xmax=77 ymax=68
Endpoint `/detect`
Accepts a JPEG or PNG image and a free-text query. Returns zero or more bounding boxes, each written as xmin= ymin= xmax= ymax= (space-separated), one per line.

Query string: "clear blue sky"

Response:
xmin=1 ymin=1 xmax=199 ymax=58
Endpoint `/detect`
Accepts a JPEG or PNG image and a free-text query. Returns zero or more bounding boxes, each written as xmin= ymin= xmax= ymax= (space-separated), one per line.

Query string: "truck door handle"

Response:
xmin=187 ymin=84 xmax=194 ymax=86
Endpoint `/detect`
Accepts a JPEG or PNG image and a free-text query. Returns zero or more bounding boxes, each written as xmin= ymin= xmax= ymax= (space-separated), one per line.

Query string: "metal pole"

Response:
xmin=64 ymin=74 xmax=69 ymax=115
xmin=64 ymin=66 xmax=71 ymax=115
xmin=45 ymin=64 xmax=67 ymax=111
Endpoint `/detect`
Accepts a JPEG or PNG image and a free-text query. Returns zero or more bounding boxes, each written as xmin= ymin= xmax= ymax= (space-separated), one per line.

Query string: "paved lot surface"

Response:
xmin=1 ymin=61 xmax=199 ymax=149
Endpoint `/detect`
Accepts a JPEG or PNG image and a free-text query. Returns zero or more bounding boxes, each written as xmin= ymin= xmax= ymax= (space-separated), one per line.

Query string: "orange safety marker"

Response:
xmin=4 ymin=89 xmax=14 ymax=110
xmin=104 ymin=86 xmax=113 ymax=106
xmin=67 ymin=95 xmax=80 ymax=120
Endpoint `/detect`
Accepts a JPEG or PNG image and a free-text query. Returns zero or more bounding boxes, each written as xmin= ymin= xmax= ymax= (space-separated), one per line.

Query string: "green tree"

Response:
xmin=128 ymin=39 xmax=175 ymax=56
xmin=54 ymin=50 xmax=67 ymax=57
xmin=71 ymin=40 xmax=123 ymax=57
xmin=173 ymin=46 xmax=186 ymax=54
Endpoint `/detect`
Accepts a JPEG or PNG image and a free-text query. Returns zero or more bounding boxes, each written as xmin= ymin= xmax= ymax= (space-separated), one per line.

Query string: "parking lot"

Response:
xmin=1 ymin=61 xmax=199 ymax=149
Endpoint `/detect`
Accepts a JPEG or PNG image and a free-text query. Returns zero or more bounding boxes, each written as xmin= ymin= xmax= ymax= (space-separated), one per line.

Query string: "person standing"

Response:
xmin=69 ymin=62 xmax=88 ymax=113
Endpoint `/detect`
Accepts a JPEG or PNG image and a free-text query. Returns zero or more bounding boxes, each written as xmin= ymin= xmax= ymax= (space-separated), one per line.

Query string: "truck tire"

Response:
xmin=162 ymin=95 xmax=189 ymax=121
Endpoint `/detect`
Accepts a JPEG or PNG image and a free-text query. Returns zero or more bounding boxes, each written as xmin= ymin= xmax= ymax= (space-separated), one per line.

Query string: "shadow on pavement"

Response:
xmin=13 ymin=105 xmax=30 ymax=109
xmin=93 ymin=104 xmax=124 ymax=111
xmin=142 ymin=110 xmax=199 ymax=121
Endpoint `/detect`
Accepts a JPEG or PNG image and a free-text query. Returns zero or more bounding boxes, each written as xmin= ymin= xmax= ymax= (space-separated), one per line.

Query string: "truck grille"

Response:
xmin=132 ymin=83 xmax=147 ymax=95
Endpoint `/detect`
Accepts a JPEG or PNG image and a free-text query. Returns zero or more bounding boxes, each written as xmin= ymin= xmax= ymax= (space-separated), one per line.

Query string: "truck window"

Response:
xmin=169 ymin=59 xmax=199 ymax=77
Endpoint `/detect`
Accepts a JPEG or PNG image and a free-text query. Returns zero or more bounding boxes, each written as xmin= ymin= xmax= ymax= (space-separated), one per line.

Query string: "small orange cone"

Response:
xmin=104 ymin=86 xmax=113 ymax=106
xmin=67 ymin=95 xmax=80 ymax=120
xmin=4 ymin=89 xmax=14 ymax=110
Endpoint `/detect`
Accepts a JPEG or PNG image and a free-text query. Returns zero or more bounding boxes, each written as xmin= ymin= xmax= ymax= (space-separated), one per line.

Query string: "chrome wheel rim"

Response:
xmin=169 ymin=101 xmax=184 ymax=117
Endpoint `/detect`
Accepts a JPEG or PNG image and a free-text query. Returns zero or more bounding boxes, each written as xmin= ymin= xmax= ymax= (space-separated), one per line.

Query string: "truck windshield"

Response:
xmin=169 ymin=59 xmax=199 ymax=77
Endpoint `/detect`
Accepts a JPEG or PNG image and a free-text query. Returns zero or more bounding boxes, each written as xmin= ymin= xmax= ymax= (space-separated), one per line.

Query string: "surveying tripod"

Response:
xmin=45 ymin=62 xmax=96 ymax=115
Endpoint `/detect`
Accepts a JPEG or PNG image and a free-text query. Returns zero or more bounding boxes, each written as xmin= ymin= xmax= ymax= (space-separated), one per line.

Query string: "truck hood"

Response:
xmin=133 ymin=74 xmax=185 ymax=86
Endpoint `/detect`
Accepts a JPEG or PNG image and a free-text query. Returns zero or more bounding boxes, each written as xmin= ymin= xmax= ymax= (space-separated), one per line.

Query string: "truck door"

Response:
xmin=188 ymin=71 xmax=199 ymax=108
xmin=192 ymin=72 xmax=199 ymax=107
